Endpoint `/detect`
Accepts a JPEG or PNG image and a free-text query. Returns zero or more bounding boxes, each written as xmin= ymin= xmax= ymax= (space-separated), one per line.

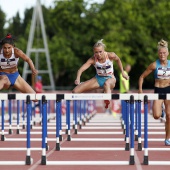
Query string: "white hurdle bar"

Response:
xmin=0 ymin=93 xmax=170 ymax=101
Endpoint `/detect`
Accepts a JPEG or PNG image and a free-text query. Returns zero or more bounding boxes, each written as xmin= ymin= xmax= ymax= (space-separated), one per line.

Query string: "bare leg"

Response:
xmin=0 ymin=75 xmax=11 ymax=90
xmin=103 ymin=78 xmax=116 ymax=93
xmin=152 ymin=100 xmax=163 ymax=119
xmin=72 ymin=77 xmax=100 ymax=93
xmin=13 ymin=75 xmax=35 ymax=93
xmin=103 ymin=78 xmax=116 ymax=108
xmin=164 ymin=100 xmax=170 ymax=140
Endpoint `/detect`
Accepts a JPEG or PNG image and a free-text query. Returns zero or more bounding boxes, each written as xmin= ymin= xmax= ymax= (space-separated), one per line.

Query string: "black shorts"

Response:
xmin=154 ymin=86 xmax=170 ymax=94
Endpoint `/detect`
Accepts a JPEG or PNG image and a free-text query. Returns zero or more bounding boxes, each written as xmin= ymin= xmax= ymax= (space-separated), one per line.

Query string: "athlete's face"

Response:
xmin=158 ymin=47 xmax=169 ymax=61
xmin=2 ymin=43 xmax=13 ymax=57
xmin=93 ymin=46 xmax=104 ymax=60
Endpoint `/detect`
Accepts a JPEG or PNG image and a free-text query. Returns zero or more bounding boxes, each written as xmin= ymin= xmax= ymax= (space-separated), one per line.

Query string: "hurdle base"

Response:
xmin=25 ymin=156 xmax=32 ymax=165
xmin=41 ymin=156 xmax=46 ymax=165
xmin=135 ymin=135 xmax=138 ymax=141
xmin=129 ymin=155 xmax=135 ymax=165
xmin=22 ymin=124 xmax=25 ymax=129
xmin=74 ymin=129 xmax=78 ymax=134
xmin=138 ymin=143 xmax=142 ymax=151
xmin=125 ymin=143 xmax=129 ymax=151
xmin=65 ymin=129 xmax=68 ymax=134
xmin=9 ymin=129 xmax=12 ymax=134
xmin=143 ymin=156 xmax=149 ymax=165
xmin=1 ymin=135 xmax=5 ymax=141
xmin=16 ymin=129 xmax=20 ymax=134
xmin=67 ymin=135 xmax=71 ymax=141
xmin=59 ymin=135 xmax=63 ymax=141
xmin=82 ymin=120 xmax=86 ymax=126
xmin=79 ymin=125 xmax=82 ymax=129
xmin=56 ymin=143 xmax=60 ymax=151
xmin=46 ymin=143 xmax=49 ymax=151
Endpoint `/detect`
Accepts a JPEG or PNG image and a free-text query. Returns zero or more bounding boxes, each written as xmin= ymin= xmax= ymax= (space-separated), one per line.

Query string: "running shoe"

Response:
xmin=165 ymin=139 xmax=170 ymax=146
xmin=104 ymin=100 xmax=110 ymax=109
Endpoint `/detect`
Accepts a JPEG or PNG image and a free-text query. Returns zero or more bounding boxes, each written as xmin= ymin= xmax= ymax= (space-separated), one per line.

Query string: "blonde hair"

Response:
xmin=93 ymin=39 xmax=106 ymax=49
xmin=157 ymin=39 xmax=168 ymax=51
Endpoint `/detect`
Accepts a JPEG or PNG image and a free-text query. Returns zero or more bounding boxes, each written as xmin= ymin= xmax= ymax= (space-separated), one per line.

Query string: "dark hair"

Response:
xmin=0 ymin=33 xmax=16 ymax=47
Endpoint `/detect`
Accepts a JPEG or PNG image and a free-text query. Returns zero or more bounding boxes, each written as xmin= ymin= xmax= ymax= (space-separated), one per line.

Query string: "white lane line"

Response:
xmin=46 ymin=161 xmax=129 ymax=165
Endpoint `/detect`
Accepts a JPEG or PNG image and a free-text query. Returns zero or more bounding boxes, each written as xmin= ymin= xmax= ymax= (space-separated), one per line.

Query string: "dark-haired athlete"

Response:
xmin=0 ymin=33 xmax=38 ymax=93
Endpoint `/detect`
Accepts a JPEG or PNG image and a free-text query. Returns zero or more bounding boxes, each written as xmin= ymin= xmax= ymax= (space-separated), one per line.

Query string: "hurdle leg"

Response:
xmin=129 ymin=95 xmax=135 ymax=165
xmin=125 ymin=100 xmax=130 ymax=151
xmin=25 ymin=95 xmax=33 ymax=165
xmin=121 ymin=100 xmax=125 ymax=130
xmin=22 ymin=100 xmax=26 ymax=129
xmin=1 ymin=100 xmax=5 ymax=141
xmin=67 ymin=100 xmax=71 ymax=141
xmin=137 ymin=100 xmax=142 ymax=151
xmin=82 ymin=101 xmax=86 ymax=125
xmin=59 ymin=101 xmax=63 ymax=141
xmin=79 ymin=101 xmax=82 ymax=129
xmin=41 ymin=95 xmax=48 ymax=164
xmin=135 ymin=101 xmax=138 ymax=141
xmin=65 ymin=106 xmax=68 ymax=134
xmin=73 ymin=101 xmax=78 ymax=134
xmin=55 ymin=100 xmax=61 ymax=151
xmin=8 ymin=100 xmax=13 ymax=134
xmin=143 ymin=96 xmax=149 ymax=165
xmin=16 ymin=100 xmax=20 ymax=134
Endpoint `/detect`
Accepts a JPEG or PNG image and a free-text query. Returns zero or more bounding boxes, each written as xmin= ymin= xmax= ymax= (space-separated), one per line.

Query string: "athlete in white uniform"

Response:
xmin=0 ymin=33 xmax=38 ymax=93
xmin=139 ymin=39 xmax=170 ymax=146
xmin=72 ymin=39 xmax=129 ymax=108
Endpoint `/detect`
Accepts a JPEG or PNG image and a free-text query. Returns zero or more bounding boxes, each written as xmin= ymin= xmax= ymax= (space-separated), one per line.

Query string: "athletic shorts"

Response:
xmin=0 ymin=71 xmax=20 ymax=86
xmin=95 ymin=74 xmax=112 ymax=87
xmin=154 ymin=86 xmax=170 ymax=94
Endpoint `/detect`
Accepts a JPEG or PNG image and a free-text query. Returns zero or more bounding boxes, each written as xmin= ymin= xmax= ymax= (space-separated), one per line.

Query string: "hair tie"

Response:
xmin=6 ymin=34 xmax=12 ymax=39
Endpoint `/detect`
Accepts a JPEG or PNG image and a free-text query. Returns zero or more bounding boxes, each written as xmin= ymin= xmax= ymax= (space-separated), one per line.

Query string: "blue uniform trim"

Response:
xmin=95 ymin=74 xmax=112 ymax=87
xmin=0 ymin=71 xmax=19 ymax=86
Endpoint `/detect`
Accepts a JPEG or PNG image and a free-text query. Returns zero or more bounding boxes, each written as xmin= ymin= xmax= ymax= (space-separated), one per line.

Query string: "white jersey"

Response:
xmin=94 ymin=52 xmax=113 ymax=76
xmin=0 ymin=48 xmax=19 ymax=69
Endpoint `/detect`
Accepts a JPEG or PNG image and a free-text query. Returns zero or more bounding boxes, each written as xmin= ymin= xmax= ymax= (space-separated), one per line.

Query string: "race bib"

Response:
xmin=157 ymin=67 xmax=170 ymax=79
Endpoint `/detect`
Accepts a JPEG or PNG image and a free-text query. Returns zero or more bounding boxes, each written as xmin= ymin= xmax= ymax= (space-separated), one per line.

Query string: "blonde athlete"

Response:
xmin=72 ymin=39 xmax=129 ymax=108
xmin=0 ymin=33 xmax=38 ymax=93
xmin=138 ymin=39 xmax=170 ymax=146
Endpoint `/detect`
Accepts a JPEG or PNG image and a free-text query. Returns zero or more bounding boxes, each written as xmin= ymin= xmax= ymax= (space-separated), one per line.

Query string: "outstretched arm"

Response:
xmin=15 ymin=48 xmax=38 ymax=75
xmin=75 ymin=57 xmax=94 ymax=85
xmin=138 ymin=62 xmax=156 ymax=93
xmin=109 ymin=52 xmax=129 ymax=80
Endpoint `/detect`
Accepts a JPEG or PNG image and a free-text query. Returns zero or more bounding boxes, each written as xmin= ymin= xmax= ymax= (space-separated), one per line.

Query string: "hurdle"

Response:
xmin=138 ymin=93 xmax=170 ymax=165
xmin=0 ymin=93 xmax=169 ymax=166
xmin=0 ymin=93 xmax=35 ymax=165
xmin=38 ymin=93 xmax=133 ymax=165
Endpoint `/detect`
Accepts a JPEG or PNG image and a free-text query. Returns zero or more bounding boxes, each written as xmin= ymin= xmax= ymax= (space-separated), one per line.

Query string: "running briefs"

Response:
xmin=95 ymin=74 xmax=112 ymax=87
xmin=0 ymin=71 xmax=20 ymax=86
xmin=154 ymin=86 xmax=170 ymax=94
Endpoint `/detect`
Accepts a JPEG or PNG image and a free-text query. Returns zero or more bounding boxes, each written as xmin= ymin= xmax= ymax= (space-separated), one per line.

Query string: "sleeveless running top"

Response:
xmin=94 ymin=52 xmax=114 ymax=76
xmin=154 ymin=59 xmax=170 ymax=79
xmin=0 ymin=48 xmax=19 ymax=69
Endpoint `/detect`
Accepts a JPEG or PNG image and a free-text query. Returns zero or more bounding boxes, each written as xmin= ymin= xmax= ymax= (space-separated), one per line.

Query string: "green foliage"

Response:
xmin=1 ymin=0 xmax=170 ymax=90
xmin=0 ymin=7 xmax=6 ymax=43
